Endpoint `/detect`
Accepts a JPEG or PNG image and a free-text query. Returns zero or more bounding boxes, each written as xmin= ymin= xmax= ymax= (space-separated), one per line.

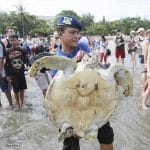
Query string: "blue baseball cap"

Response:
xmin=57 ymin=16 xmax=82 ymax=30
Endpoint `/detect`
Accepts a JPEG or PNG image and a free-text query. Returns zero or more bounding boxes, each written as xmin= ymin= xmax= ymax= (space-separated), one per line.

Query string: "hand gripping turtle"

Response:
xmin=29 ymin=54 xmax=133 ymax=141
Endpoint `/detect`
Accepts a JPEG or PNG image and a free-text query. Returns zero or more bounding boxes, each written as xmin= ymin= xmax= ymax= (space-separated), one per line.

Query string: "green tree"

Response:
xmin=80 ymin=13 xmax=94 ymax=30
xmin=16 ymin=3 xmax=27 ymax=37
xmin=0 ymin=12 xmax=13 ymax=34
xmin=1 ymin=8 xmax=150 ymax=37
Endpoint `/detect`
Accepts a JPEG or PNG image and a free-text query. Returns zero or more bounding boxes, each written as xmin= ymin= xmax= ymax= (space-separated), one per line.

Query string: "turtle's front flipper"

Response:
xmin=29 ymin=56 xmax=77 ymax=77
xmin=109 ymin=64 xmax=133 ymax=97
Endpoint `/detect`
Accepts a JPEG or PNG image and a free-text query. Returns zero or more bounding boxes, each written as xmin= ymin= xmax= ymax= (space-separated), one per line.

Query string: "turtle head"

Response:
xmin=29 ymin=60 xmax=44 ymax=77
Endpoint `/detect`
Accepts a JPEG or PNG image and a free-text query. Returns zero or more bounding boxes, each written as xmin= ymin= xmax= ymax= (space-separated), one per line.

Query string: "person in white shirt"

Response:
xmin=79 ymin=33 xmax=89 ymax=45
xmin=99 ymin=35 xmax=109 ymax=65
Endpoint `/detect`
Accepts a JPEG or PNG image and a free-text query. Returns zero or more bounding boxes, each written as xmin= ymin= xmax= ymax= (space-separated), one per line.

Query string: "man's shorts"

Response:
xmin=97 ymin=122 xmax=114 ymax=144
xmin=0 ymin=78 xmax=11 ymax=92
xmin=35 ymin=72 xmax=50 ymax=90
xmin=63 ymin=122 xmax=114 ymax=150
xmin=115 ymin=48 xmax=125 ymax=58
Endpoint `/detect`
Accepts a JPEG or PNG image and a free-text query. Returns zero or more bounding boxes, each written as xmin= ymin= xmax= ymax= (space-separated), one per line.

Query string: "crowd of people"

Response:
xmin=0 ymin=16 xmax=150 ymax=149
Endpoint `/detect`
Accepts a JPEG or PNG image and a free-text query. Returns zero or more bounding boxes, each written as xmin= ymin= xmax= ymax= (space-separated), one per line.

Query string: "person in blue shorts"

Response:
xmin=0 ymin=38 xmax=13 ymax=109
xmin=51 ymin=16 xmax=114 ymax=150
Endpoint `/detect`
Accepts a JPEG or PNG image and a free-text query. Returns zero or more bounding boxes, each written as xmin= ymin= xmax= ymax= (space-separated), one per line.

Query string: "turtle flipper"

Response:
xmin=84 ymin=124 xmax=98 ymax=141
xmin=109 ymin=64 xmax=133 ymax=97
xmin=58 ymin=122 xmax=73 ymax=142
xmin=29 ymin=56 xmax=77 ymax=77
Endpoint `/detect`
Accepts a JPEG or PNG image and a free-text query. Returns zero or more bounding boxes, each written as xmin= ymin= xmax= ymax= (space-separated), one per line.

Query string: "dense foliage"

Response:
xmin=0 ymin=6 xmax=150 ymax=37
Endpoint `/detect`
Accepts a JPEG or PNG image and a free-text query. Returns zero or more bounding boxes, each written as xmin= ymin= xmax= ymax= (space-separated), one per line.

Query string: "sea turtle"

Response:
xmin=29 ymin=54 xmax=133 ymax=141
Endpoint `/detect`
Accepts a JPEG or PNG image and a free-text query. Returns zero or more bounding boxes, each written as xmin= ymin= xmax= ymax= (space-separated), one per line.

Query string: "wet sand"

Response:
xmin=0 ymin=41 xmax=150 ymax=150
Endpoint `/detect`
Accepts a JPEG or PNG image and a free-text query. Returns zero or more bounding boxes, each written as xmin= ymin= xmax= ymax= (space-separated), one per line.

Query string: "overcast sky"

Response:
xmin=0 ymin=0 xmax=150 ymax=22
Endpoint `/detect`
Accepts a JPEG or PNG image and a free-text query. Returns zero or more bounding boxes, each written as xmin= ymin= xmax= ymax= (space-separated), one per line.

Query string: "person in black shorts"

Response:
xmin=53 ymin=16 xmax=114 ymax=150
xmin=5 ymin=34 xmax=27 ymax=111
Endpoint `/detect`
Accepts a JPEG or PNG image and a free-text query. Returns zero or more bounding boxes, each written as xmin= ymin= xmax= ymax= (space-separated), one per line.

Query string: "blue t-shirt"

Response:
xmin=50 ymin=42 xmax=91 ymax=76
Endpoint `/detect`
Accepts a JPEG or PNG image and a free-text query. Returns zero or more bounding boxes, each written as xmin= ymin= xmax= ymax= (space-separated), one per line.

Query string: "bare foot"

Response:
xmin=14 ymin=105 xmax=20 ymax=111
xmin=142 ymin=104 xmax=148 ymax=110
xmin=9 ymin=105 xmax=14 ymax=110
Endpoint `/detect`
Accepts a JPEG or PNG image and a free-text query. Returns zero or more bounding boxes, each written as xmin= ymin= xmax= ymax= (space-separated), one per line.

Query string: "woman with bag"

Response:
xmin=128 ymin=30 xmax=137 ymax=70
xmin=99 ymin=35 xmax=110 ymax=66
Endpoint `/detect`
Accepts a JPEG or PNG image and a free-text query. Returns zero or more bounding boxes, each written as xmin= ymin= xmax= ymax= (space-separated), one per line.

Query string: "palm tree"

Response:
xmin=16 ymin=3 xmax=27 ymax=37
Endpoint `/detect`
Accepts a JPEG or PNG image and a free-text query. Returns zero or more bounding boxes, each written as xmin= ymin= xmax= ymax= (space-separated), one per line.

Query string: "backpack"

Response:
xmin=6 ymin=39 xmax=12 ymax=48
xmin=0 ymin=39 xmax=6 ymax=57
xmin=106 ymin=48 xmax=111 ymax=56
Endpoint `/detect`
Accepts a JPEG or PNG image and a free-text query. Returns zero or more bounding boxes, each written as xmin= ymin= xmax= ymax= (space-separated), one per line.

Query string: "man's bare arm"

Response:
xmin=147 ymin=45 xmax=150 ymax=78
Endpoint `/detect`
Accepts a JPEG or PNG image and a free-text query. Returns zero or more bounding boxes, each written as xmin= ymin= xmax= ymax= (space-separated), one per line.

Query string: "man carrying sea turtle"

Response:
xmin=51 ymin=16 xmax=114 ymax=150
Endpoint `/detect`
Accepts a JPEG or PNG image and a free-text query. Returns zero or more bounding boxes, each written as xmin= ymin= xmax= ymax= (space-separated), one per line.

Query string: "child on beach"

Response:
xmin=5 ymin=34 xmax=27 ymax=111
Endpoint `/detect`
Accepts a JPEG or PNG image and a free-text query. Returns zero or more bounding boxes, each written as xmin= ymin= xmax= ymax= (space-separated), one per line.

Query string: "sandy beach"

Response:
xmin=0 ymin=41 xmax=150 ymax=150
